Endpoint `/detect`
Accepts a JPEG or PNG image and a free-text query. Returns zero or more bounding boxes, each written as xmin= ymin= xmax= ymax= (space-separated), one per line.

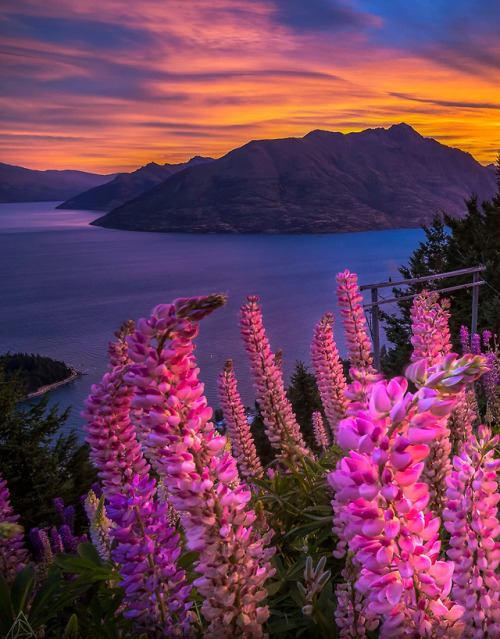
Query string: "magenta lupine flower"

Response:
xmin=410 ymin=291 xmax=451 ymax=366
xmin=312 ymin=412 xmax=330 ymax=450
xmin=460 ymin=325 xmax=471 ymax=354
xmin=218 ymin=360 xmax=264 ymax=480
xmin=125 ymin=295 xmax=276 ymax=637
xmin=329 ymin=354 xmax=486 ymax=637
xmin=334 ymin=556 xmax=376 ymax=638
xmin=0 ymin=475 xmax=27 ymax=582
xmin=49 ymin=527 xmax=64 ymax=554
xmin=108 ymin=474 xmax=192 ymax=637
xmin=83 ymin=362 xmax=150 ymax=500
xmin=311 ymin=313 xmax=349 ymax=441
xmin=444 ymin=425 xmax=500 ymax=638
xmin=483 ymin=330 xmax=493 ymax=349
xmin=239 ymin=295 xmax=310 ymax=464
xmin=448 ymin=391 xmax=475 ymax=457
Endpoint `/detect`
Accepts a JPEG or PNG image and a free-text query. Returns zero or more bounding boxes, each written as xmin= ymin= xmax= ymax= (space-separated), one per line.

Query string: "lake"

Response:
xmin=0 ymin=202 xmax=424 ymax=439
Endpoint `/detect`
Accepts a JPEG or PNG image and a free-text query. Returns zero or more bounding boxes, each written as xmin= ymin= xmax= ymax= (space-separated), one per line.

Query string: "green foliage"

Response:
xmin=0 ymin=366 xmax=97 ymax=531
xmin=254 ymin=447 xmax=345 ymax=637
xmin=286 ymin=362 xmax=323 ymax=450
xmin=1 ymin=353 xmax=74 ymax=396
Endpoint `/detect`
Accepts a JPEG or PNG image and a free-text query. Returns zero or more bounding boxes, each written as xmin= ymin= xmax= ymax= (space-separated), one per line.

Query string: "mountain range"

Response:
xmin=0 ymin=162 xmax=115 ymax=203
xmin=56 ymin=156 xmax=213 ymax=211
xmin=91 ymin=124 xmax=497 ymax=234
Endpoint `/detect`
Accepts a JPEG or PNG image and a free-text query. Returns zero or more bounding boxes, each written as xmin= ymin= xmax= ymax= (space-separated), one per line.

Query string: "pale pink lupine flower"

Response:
xmin=218 ymin=360 xmax=264 ymax=480
xmin=444 ymin=425 xmax=500 ymax=638
xmin=0 ymin=474 xmax=27 ymax=583
xmin=125 ymin=295 xmax=275 ymax=638
xmin=410 ymin=290 xmax=453 ymax=515
xmin=311 ymin=313 xmax=349 ymax=441
xmin=239 ymin=295 xmax=310 ymax=465
xmin=312 ymin=412 xmax=330 ymax=450
xmin=448 ymin=390 xmax=476 ymax=457
xmin=329 ymin=353 xmax=486 ymax=637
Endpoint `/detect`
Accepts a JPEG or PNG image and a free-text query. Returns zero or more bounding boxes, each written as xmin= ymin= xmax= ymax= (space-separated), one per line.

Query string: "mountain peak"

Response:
xmin=387 ymin=122 xmax=421 ymax=138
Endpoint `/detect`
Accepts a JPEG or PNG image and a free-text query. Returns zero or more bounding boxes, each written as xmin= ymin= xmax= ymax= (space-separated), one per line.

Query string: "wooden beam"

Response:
xmin=362 ymin=280 xmax=485 ymax=309
xmin=360 ymin=265 xmax=486 ymax=291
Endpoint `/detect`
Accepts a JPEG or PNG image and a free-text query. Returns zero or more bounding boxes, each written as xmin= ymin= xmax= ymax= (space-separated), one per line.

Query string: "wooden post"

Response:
xmin=471 ymin=271 xmax=479 ymax=337
xmin=371 ymin=287 xmax=381 ymax=371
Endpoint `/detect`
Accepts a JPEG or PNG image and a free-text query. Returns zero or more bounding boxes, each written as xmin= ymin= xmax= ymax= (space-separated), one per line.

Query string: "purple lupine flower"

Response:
xmin=0 ymin=474 xmax=27 ymax=582
xmin=471 ymin=333 xmax=482 ymax=355
xmin=311 ymin=313 xmax=349 ymax=442
xmin=483 ymin=330 xmax=493 ymax=350
xmin=239 ymin=295 xmax=310 ymax=465
xmin=64 ymin=505 xmax=75 ymax=533
xmin=49 ymin=527 xmax=64 ymax=554
xmin=29 ymin=528 xmax=53 ymax=566
xmin=218 ymin=359 xmax=263 ymax=480
xmin=460 ymin=325 xmax=471 ymax=354
xmin=108 ymin=474 xmax=192 ymax=637
xmin=90 ymin=482 xmax=103 ymax=499
xmin=125 ymin=295 xmax=276 ymax=637
xmin=59 ymin=525 xmax=78 ymax=554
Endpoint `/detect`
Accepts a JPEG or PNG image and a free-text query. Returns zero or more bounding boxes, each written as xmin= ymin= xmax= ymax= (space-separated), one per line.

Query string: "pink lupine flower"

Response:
xmin=108 ymin=474 xmax=192 ymax=637
xmin=0 ymin=474 xmax=27 ymax=582
xmin=125 ymin=295 xmax=276 ymax=637
xmin=335 ymin=271 xmax=379 ymax=415
xmin=83 ymin=362 xmax=150 ymax=499
xmin=239 ymin=295 xmax=310 ymax=464
xmin=448 ymin=390 xmax=476 ymax=457
xmin=311 ymin=313 xmax=349 ymax=441
xmin=312 ymin=412 xmax=330 ymax=450
xmin=329 ymin=353 xmax=486 ymax=637
xmin=218 ymin=360 xmax=264 ymax=480
xmin=410 ymin=291 xmax=451 ymax=366
xmin=444 ymin=425 xmax=500 ymax=638
xmin=460 ymin=325 xmax=471 ymax=354
xmin=335 ymin=271 xmax=375 ymax=373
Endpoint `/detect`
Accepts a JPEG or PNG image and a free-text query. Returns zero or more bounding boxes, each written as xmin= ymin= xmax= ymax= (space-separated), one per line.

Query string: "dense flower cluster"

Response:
xmin=312 ymin=411 xmax=330 ymax=450
xmin=122 ymin=295 xmax=275 ymax=637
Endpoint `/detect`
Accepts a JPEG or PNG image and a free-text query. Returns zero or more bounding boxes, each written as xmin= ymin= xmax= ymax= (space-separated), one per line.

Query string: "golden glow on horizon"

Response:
xmin=1 ymin=0 xmax=499 ymax=172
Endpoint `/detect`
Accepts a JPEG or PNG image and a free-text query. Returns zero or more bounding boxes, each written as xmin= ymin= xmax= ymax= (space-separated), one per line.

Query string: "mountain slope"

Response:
xmin=57 ymin=156 xmax=213 ymax=211
xmin=91 ymin=124 xmax=497 ymax=234
xmin=0 ymin=163 xmax=115 ymax=203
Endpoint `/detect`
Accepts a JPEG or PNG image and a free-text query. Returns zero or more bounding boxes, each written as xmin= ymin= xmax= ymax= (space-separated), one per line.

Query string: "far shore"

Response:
xmin=24 ymin=368 xmax=82 ymax=401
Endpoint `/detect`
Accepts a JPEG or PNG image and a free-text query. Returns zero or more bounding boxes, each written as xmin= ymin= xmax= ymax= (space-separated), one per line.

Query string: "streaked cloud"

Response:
xmin=0 ymin=0 xmax=499 ymax=171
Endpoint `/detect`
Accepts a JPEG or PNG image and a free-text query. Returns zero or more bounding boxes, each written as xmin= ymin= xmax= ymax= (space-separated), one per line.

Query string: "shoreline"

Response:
xmin=24 ymin=368 xmax=82 ymax=400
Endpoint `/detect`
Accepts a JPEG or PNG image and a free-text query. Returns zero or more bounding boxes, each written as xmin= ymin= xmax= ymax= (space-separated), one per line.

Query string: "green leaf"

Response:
xmin=64 ymin=613 xmax=78 ymax=639
xmin=77 ymin=542 xmax=102 ymax=566
xmin=10 ymin=564 xmax=35 ymax=614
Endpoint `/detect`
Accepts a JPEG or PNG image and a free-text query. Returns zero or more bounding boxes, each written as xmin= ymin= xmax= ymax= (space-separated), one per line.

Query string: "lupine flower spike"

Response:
xmin=312 ymin=412 xmax=330 ymax=450
xmin=311 ymin=313 xmax=349 ymax=441
xmin=218 ymin=359 xmax=264 ymax=479
xmin=444 ymin=425 xmax=500 ymax=638
xmin=410 ymin=290 xmax=453 ymax=514
xmin=125 ymin=295 xmax=276 ymax=637
xmin=239 ymin=295 xmax=310 ymax=465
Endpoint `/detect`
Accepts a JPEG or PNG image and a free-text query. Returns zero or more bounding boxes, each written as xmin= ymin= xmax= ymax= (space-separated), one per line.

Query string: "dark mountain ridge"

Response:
xmin=0 ymin=162 xmax=115 ymax=203
xmin=91 ymin=124 xmax=496 ymax=234
xmin=56 ymin=156 xmax=213 ymax=211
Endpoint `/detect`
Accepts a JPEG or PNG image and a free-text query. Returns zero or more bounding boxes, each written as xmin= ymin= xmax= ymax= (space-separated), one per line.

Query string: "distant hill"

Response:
xmin=57 ymin=156 xmax=213 ymax=211
xmin=91 ymin=124 xmax=497 ymax=234
xmin=0 ymin=162 xmax=115 ymax=203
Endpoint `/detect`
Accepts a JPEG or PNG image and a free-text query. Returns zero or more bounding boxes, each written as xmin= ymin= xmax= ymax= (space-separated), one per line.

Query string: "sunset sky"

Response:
xmin=1 ymin=0 xmax=500 ymax=173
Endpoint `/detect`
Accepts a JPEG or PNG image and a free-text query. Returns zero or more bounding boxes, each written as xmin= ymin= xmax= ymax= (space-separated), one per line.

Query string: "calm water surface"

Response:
xmin=0 ymin=202 xmax=424 ymax=438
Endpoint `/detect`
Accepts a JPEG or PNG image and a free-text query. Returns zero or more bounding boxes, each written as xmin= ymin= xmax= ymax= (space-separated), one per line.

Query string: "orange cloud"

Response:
xmin=0 ymin=0 xmax=499 ymax=171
